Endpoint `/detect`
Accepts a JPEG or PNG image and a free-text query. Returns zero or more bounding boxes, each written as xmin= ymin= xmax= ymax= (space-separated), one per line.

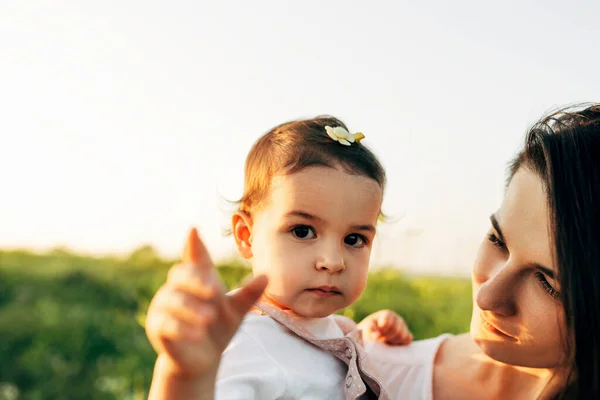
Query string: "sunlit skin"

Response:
xmin=432 ymin=168 xmax=570 ymax=399
xmin=471 ymin=168 xmax=565 ymax=367
xmin=145 ymin=164 xmax=411 ymax=400
xmin=232 ymin=165 xmax=383 ymax=318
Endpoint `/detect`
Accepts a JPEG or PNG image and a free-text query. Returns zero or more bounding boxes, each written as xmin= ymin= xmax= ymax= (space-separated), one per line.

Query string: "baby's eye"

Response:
xmin=290 ymin=225 xmax=316 ymax=240
xmin=345 ymin=234 xmax=366 ymax=248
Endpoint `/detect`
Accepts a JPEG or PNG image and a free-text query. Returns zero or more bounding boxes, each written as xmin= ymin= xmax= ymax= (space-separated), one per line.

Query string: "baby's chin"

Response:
xmin=262 ymin=290 xmax=350 ymax=318
xmin=293 ymin=299 xmax=348 ymax=319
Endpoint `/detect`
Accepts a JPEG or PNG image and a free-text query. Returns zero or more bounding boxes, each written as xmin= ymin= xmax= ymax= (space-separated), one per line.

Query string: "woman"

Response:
xmin=146 ymin=104 xmax=600 ymax=399
xmin=364 ymin=103 xmax=600 ymax=399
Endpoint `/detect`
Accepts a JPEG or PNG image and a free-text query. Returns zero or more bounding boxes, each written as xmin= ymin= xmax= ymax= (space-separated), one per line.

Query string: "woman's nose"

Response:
xmin=475 ymin=262 xmax=518 ymax=317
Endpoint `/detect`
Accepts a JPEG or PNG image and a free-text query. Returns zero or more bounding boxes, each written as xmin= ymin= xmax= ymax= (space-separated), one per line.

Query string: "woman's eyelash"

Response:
xmin=487 ymin=233 xmax=506 ymax=249
xmin=487 ymin=230 xmax=560 ymax=300
xmin=535 ymin=271 xmax=561 ymax=300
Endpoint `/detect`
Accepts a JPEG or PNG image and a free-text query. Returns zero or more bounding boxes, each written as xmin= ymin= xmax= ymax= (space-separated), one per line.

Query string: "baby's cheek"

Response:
xmin=349 ymin=270 xmax=369 ymax=302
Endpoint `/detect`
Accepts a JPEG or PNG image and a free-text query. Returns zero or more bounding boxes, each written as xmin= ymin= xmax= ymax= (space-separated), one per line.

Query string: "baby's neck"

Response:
xmin=257 ymin=295 xmax=333 ymax=320
xmin=254 ymin=296 xmax=344 ymax=340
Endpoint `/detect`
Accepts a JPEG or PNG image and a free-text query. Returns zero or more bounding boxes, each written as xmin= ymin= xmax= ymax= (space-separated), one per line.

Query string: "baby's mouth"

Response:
xmin=306 ymin=286 xmax=342 ymax=297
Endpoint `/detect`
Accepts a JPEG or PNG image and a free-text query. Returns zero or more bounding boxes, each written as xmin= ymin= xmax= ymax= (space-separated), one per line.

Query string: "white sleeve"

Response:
xmin=215 ymin=328 xmax=286 ymax=400
xmin=362 ymin=335 xmax=451 ymax=400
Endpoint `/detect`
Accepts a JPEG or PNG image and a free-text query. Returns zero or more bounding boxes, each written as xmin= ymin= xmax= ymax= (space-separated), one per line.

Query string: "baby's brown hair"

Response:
xmin=238 ymin=115 xmax=386 ymax=215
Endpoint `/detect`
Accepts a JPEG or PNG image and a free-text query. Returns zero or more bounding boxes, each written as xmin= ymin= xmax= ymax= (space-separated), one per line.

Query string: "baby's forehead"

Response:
xmin=271 ymin=166 xmax=382 ymax=193
xmin=263 ymin=169 xmax=382 ymax=224
xmin=272 ymin=172 xmax=380 ymax=203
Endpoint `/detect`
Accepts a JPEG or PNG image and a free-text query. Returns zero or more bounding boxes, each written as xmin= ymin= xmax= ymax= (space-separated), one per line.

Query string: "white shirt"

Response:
xmin=216 ymin=308 xmax=449 ymax=400
xmin=363 ymin=334 xmax=451 ymax=400
xmin=216 ymin=311 xmax=349 ymax=400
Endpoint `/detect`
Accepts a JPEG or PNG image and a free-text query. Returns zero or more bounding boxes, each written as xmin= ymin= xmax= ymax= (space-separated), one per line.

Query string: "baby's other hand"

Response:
xmin=357 ymin=309 xmax=413 ymax=345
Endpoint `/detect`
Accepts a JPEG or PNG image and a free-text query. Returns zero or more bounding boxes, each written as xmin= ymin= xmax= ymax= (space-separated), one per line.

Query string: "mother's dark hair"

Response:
xmin=508 ymin=103 xmax=600 ymax=399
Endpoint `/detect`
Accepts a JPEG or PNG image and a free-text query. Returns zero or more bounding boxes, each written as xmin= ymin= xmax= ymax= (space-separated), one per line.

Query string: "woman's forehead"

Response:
xmin=498 ymin=168 xmax=554 ymax=265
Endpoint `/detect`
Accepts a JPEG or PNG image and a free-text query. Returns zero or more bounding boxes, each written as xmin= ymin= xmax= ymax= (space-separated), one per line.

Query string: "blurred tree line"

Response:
xmin=0 ymin=247 xmax=472 ymax=399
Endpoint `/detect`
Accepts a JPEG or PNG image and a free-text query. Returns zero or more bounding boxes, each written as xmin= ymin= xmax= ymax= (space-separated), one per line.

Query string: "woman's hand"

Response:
xmin=145 ymin=228 xmax=268 ymax=398
xmin=358 ymin=309 xmax=413 ymax=345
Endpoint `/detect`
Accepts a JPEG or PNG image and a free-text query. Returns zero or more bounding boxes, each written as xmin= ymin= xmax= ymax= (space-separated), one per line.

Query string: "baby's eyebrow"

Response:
xmin=284 ymin=211 xmax=324 ymax=223
xmin=352 ymin=224 xmax=376 ymax=233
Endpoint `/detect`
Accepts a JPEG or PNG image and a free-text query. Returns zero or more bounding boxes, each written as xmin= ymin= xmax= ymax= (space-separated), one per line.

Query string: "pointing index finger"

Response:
xmin=182 ymin=227 xmax=214 ymax=271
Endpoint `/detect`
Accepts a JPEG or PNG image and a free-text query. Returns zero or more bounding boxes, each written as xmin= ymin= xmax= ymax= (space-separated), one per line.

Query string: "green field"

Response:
xmin=0 ymin=247 xmax=472 ymax=399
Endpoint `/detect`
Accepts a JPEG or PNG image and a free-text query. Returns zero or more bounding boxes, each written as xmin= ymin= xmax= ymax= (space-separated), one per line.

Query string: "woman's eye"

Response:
xmin=487 ymin=233 xmax=506 ymax=250
xmin=345 ymin=234 xmax=366 ymax=248
xmin=290 ymin=225 xmax=316 ymax=240
xmin=534 ymin=272 xmax=561 ymax=300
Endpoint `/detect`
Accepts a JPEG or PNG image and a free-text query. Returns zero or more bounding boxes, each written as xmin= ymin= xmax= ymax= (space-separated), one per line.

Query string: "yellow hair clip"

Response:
xmin=353 ymin=132 xmax=365 ymax=143
xmin=325 ymin=126 xmax=365 ymax=146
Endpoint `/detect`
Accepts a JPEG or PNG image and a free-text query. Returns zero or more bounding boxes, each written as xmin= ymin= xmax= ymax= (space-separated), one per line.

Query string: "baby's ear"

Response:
xmin=232 ymin=211 xmax=253 ymax=259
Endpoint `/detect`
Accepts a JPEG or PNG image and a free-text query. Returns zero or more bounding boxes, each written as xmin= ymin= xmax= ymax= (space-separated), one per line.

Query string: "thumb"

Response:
xmin=228 ymin=275 xmax=268 ymax=317
xmin=377 ymin=313 xmax=389 ymax=328
xmin=182 ymin=227 xmax=214 ymax=270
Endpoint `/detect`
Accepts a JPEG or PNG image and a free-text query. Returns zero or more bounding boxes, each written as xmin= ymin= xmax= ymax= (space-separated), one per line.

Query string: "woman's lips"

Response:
xmin=480 ymin=313 xmax=518 ymax=342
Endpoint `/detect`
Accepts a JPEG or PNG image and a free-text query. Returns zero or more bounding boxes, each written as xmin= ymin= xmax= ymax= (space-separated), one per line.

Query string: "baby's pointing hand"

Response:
xmin=145 ymin=228 xmax=268 ymax=378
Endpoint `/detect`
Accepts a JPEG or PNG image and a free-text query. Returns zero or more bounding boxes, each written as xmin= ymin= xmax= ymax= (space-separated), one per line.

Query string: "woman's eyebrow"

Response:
xmin=490 ymin=214 xmax=556 ymax=278
xmin=536 ymin=264 xmax=556 ymax=279
xmin=489 ymin=214 xmax=507 ymax=244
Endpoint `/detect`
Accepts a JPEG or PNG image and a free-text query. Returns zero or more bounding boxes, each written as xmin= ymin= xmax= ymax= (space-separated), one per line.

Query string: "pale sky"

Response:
xmin=1 ymin=1 xmax=599 ymax=275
